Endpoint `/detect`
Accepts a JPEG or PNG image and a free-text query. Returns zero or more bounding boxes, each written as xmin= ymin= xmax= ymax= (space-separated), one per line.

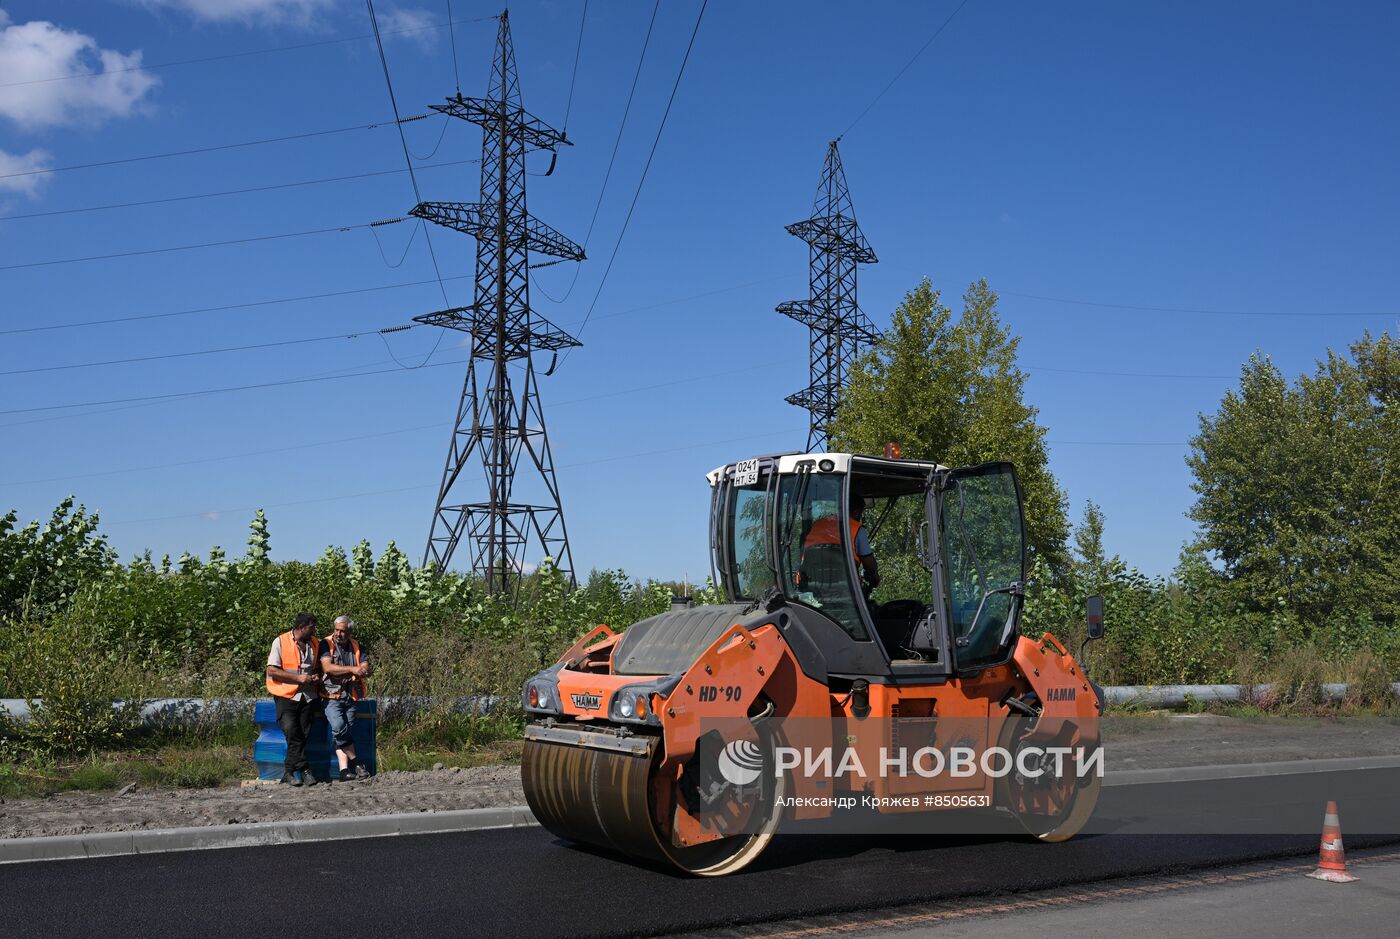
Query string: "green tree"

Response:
xmin=1187 ymin=333 xmax=1400 ymax=631
xmin=0 ymin=497 xmax=116 ymax=623
xmin=829 ymin=278 xmax=1070 ymax=569
xmin=1073 ymin=500 xmax=1123 ymax=590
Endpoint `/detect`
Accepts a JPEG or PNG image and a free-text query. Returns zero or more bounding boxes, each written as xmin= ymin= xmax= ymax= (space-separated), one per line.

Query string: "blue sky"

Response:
xmin=1 ymin=0 xmax=1396 ymax=583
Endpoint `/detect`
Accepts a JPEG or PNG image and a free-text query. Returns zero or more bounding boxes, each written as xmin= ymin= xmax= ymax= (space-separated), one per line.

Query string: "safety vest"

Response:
xmin=319 ymin=636 xmax=365 ymax=701
xmin=266 ymin=630 xmax=316 ymax=699
xmin=803 ymin=516 xmax=861 ymax=550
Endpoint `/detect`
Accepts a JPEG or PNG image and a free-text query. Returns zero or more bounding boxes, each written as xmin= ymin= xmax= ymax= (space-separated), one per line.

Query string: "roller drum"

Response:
xmin=522 ymin=728 xmax=786 ymax=876
xmin=522 ymin=736 xmax=671 ymax=866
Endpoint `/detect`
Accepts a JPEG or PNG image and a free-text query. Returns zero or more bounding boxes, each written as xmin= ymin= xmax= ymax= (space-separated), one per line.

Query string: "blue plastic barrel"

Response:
xmin=253 ymin=698 xmax=378 ymax=782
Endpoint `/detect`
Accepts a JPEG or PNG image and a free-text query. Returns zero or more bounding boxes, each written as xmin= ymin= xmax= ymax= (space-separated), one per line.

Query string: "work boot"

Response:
xmin=302 ymin=770 xmax=318 ymax=787
xmin=352 ymin=763 xmax=371 ymax=779
xmin=283 ymin=771 xmax=302 ymax=787
xmin=338 ymin=768 xmax=355 ymax=783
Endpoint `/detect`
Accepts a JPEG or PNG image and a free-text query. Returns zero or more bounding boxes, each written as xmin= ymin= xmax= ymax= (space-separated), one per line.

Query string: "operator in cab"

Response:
xmin=803 ymin=492 xmax=880 ymax=592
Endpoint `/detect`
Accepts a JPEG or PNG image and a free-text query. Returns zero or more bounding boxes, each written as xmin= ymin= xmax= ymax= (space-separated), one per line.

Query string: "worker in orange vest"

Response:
xmin=802 ymin=492 xmax=881 ymax=592
xmin=265 ymin=612 xmax=323 ymax=787
xmin=320 ymin=615 xmax=373 ymax=782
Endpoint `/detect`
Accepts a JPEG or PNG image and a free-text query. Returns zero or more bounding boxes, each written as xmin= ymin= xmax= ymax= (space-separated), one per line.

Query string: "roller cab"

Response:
xmin=522 ymin=451 xmax=1104 ymax=875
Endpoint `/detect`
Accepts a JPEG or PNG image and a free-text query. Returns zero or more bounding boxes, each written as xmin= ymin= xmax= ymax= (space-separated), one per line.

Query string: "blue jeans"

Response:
xmin=324 ymin=698 xmax=357 ymax=749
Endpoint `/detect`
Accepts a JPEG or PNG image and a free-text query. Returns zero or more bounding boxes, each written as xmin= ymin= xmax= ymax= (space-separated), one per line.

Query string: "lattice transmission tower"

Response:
xmin=776 ymin=140 xmax=878 ymax=450
xmin=411 ymin=10 xmax=584 ymax=591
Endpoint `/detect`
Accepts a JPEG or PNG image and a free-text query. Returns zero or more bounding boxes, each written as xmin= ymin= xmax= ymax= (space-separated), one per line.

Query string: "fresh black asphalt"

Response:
xmin=3 ymin=768 xmax=1397 ymax=938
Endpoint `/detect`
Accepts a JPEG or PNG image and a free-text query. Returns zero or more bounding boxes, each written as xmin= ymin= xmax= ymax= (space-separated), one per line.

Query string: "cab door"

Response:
xmin=935 ymin=462 xmax=1028 ymax=675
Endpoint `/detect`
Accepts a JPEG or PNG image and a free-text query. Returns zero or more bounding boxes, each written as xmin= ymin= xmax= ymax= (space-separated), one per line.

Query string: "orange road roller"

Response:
xmin=522 ymin=452 xmax=1105 ymax=875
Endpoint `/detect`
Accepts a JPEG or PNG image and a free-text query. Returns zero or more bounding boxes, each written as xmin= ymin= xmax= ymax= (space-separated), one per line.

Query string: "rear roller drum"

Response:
xmin=993 ymin=713 xmax=1101 ymax=842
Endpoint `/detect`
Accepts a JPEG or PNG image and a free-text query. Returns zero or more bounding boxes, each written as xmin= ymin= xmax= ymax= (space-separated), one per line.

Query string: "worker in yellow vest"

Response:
xmin=265 ymin=612 xmax=323 ymax=787
xmin=320 ymin=615 xmax=373 ymax=782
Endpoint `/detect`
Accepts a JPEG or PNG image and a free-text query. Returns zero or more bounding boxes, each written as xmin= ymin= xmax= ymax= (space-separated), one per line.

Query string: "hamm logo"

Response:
xmin=1045 ymin=687 xmax=1077 ymax=702
xmin=570 ymin=692 xmax=602 ymax=711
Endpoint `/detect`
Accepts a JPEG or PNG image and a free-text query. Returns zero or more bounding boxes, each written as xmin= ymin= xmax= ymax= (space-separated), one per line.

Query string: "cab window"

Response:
xmin=726 ymin=481 xmax=776 ymax=600
xmin=941 ymin=465 xmax=1025 ymax=669
xmin=776 ymin=473 xmax=868 ymax=640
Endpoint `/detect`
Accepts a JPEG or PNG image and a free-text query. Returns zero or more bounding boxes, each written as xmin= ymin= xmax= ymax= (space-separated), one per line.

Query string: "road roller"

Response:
xmin=522 ymin=451 xmax=1105 ymax=875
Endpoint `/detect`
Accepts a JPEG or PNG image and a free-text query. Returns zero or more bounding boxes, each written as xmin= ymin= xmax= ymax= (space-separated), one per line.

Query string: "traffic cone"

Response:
xmin=1306 ymin=800 xmax=1358 ymax=883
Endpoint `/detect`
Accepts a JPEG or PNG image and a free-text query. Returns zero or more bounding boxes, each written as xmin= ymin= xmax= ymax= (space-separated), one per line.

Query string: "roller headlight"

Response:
xmin=609 ymin=685 xmax=659 ymax=724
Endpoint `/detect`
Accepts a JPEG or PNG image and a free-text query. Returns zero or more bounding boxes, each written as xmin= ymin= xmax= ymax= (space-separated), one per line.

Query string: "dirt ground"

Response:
xmin=3 ymin=713 xmax=1398 ymax=839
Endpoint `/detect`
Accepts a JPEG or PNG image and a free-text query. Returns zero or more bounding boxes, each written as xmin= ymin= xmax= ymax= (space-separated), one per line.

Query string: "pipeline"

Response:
xmin=4 ymin=684 xmax=1399 ymax=726
xmin=1103 ymin=682 xmax=1400 ymax=708
xmin=0 ymin=694 xmax=502 ymax=725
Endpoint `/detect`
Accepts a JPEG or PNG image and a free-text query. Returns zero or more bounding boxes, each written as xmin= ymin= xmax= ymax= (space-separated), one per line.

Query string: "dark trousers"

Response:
xmin=275 ymin=696 xmax=319 ymax=774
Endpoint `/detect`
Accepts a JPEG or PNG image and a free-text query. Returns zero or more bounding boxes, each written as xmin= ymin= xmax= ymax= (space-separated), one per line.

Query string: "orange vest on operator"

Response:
xmin=803 ymin=516 xmax=862 ymax=550
xmin=266 ymin=630 xmax=318 ymax=699
xmin=320 ymin=636 xmax=366 ymax=701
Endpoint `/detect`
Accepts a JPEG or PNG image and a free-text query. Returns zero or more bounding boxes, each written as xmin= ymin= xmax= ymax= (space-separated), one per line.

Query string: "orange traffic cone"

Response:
xmin=1306 ymin=800 xmax=1358 ymax=883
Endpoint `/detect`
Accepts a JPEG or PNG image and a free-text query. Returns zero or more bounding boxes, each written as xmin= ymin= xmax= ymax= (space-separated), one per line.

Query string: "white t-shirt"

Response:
xmin=267 ymin=635 xmax=317 ymax=702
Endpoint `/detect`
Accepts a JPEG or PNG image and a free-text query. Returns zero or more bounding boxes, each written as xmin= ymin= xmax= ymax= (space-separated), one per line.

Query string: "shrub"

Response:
xmin=1 ymin=620 xmax=147 ymax=756
xmin=1339 ymin=650 xmax=1397 ymax=711
xmin=1259 ymin=644 xmax=1327 ymax=712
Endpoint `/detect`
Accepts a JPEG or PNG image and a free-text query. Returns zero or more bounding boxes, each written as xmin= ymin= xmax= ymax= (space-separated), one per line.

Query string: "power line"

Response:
xmin=1002 ymin=290 xmax=1396 ymax=319
xmin=1024 ymin=363 xmax=1233 ymax=380
xmin=0 ymin=159 xmax=476 ymax=223
xmin=0 ymin=358 xmax=462 ymax=416
xmin=366 ymin=0 xmax=454 ymax=373
xmin=535 ymin=0 xmax=660 ymax=305
xmin=446 ymin=1 xmax=463 ymax=93
xmin=878 ymin=261 xmax=1398 ymax=320
xmin=0 ymin=219 xmax=405 ymax=272
xmin=1048 ymin=438 xmax=1188 ymax=447
xmin=559 ymin=428 xmax=790 ymax=470
xmin=2 ymin=421 xmax=447 ymax=487
xmin=839 ymin=0 xmax=971 ymax=139
xmin=2 ymin=278 xmax=801 ymax=426
xmin=5 ymin=357 xmax=799 ymax=481
xmin=0 ymin=275 xmax=471 ymax=336
xmin=101 ymin=428 xmax=793 ymax=526
xmin=0 ymin=116 xmax=434 ymax=182
xmin=0 ymin=325 xmax=420 ymax=377
xmin=560 ymin=0 xmax=708 ymax=363
xmin=562 ymin=0 xmax=590 ymax=132
xmin=2 ymin=271 xmax=786 ymax=339
xmin=106 ymin=484 xmax=433 ymax=527
xmin=0 ymin=16 xmax=497 ymax=90
xmin=0 ymin=336 xmax=791 ymax=418
xmin=0 ymin=355 xmax=430 ymax=430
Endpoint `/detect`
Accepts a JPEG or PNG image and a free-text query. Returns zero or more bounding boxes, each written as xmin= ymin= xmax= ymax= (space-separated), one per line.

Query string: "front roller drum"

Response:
xmin=522 ymin=729 xmax=784 ymax=876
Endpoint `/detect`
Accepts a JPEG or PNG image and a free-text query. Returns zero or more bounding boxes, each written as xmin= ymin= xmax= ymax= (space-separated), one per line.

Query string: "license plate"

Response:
xmin=733 ymin=459 xmax=760 ymax=487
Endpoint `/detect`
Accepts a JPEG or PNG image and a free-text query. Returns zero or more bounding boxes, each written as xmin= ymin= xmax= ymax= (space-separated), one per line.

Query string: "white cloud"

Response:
xmin=139 ymin=0 xmax=339 ymax=27
xmin=0 ymin=146 xmax=52 ymax=197
xmin=376 ymin=6 xmax=439 ymax=46
xmin=0 ymin=13 xmax=159 ymax=129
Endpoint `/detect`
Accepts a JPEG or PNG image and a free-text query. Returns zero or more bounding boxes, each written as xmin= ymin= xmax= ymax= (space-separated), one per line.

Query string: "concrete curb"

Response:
xmin=6 ymin=755 xmax=1400 ymax=865
xmin=0 ymin=804 xmax=537 ymax=866
xmin=1103 ymin=753 xmax=1400 ymax=787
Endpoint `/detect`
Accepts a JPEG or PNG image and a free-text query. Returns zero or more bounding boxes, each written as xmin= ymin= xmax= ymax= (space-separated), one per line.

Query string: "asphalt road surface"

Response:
xmin=3 ymin=768 xmax=1397 ymax=938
